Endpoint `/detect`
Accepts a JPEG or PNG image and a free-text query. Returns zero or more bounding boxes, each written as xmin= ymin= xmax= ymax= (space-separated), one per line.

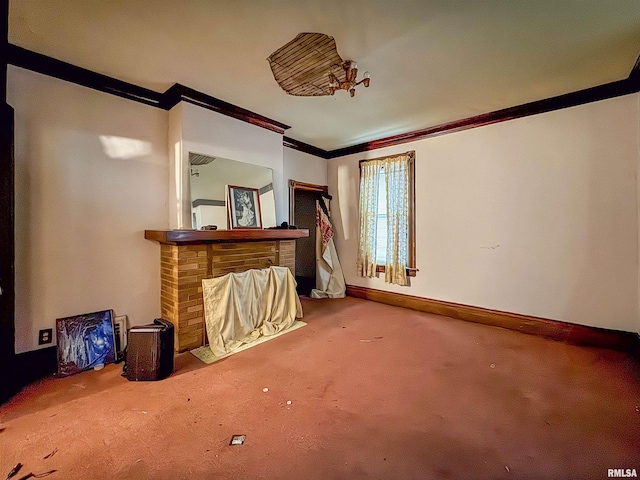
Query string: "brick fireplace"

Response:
xmin=145 ymin=229 xmax=308 ymax=352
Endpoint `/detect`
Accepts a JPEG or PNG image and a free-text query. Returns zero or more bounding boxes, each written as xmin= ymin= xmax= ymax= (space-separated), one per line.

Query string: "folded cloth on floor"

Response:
xmin=202 ymin=266 xmax=303 ymax=357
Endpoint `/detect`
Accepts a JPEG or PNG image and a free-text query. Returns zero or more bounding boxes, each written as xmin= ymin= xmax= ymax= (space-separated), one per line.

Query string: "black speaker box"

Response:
xmin=123 ymin=318 xmax=174 ymax=381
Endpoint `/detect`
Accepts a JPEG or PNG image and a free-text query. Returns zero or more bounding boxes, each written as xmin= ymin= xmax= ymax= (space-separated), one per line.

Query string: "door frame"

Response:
xmin=288 ymin=180 xmax=328 ymax=225
xmin=0 ymin=0 xmax=17 ymax=403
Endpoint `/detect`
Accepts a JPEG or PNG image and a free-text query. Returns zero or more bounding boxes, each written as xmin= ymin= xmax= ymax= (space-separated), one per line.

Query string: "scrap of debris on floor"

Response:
xmin=5 ymin=461 xmax=57 ymax=480
xmin=229 ymin=434 xmax=246 ymax=446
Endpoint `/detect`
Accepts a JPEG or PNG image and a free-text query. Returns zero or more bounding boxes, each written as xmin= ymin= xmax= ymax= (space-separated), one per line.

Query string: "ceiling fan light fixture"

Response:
xmin=327 ymin=59 xmax=371 ymax=98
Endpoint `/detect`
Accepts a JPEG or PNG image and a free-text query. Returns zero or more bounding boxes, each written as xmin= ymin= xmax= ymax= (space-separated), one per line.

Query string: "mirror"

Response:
xmin=189 ymin=153 xmax=277 ymax=230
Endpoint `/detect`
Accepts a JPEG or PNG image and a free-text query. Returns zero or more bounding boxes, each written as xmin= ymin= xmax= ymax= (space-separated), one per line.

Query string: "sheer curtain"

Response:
xmin=357 ymin=159 xmax=382 ymax=277
xmin=357 ymin=152 xmax=412 ymax=286
xmin=383 ymin=154 xmax=410 ymax=286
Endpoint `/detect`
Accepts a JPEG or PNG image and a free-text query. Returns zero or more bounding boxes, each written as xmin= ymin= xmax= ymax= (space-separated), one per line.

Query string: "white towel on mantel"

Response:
xmin=202 ymin=266 xmax=303 ymax=357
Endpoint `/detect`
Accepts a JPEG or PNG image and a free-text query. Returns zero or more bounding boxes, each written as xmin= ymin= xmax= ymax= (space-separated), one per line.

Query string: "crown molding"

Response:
xmin=7 ymin=44 xmax=164 ymax=108
xmin=283 ymin=136 xmax=330 ymax=159
xmin=161 ymin=83 xmax=290 ymax=134
xmin=288 ymin=51 xmax=640 ymax=159
xmin=6 ymin=44 xmax=640 ymax=157
xmin=327 ymin=74 xmax=639 ymax=158
xmin=629 ymin=52 xmax=640 ymax=85
xmin=6 ymin=44 xmax=290 ymax=135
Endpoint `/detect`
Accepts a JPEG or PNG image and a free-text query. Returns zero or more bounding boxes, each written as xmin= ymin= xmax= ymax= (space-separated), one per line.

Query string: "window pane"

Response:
xmin=376 ymin=214 xmax=387 ymax=264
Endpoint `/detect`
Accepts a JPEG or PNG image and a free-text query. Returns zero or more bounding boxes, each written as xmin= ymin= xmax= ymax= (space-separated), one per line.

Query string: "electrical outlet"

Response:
xmin=38 ymin=328 xmax=53 ymax=345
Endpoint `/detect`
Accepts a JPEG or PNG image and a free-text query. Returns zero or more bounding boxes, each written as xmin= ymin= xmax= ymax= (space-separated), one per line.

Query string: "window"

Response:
xmin=357 ymin=151 xmax=416 ymax=286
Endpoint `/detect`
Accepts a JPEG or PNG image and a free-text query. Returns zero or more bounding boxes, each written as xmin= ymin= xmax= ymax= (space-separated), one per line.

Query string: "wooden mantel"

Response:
xmin=145 ymin=228 xmax=309 ymax=351
xmin=145 ymin=228 xmax=309 ymax=245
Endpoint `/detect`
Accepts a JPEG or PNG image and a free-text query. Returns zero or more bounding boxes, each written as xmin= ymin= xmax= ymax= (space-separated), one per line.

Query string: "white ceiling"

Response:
xmin=9 ymin=0 xmax=640 ymax=151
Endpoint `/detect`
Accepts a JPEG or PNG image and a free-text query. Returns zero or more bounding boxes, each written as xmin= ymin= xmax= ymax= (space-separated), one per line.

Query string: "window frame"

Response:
xmin=359 ymin=151 xmax=417 ymax=277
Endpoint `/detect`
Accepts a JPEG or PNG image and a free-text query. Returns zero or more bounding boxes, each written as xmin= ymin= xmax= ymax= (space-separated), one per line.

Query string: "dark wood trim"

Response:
xmin=328 ymin=77 xmax=638 ymax=158
xmin=630 ymin=53 xmax=640 ymax=85
xmin=0 ymin=0 xmax=6 ymax=103
xmin=0 ymin=0 xmax=18 ymax=404
xmin=145 ymin=228 xmax=309 ymax=245
xmin=289 ymin=53 xmax=640 ymax=158
xmin=160 ymin=83 xmax=290 ymax=134
xmin=7 ymin=44 xmax=164 ymax=108
xmin=158 ymin=82 xmax=182 ymax=110
xmin=6 ymin=45 xmax=290 ymax=134
xmin=283 ymin=136 xmax=330 ymax=159
xmin=288 ymin=180 xmax=329 ymax=224
xmin=7 ymin=45 xmax=639 ymax=157
xmin=0 ymin=103 xmax=16 ymax=404
xmin=346 ymin=285 xmax=640 ymax=352
xmin=289 ymin=180 xmax=329 ymax=193
xmin=375 ymin=265 xmax=418 ymax=277
xmin=15 ymin=346 xmax=57 ymax=387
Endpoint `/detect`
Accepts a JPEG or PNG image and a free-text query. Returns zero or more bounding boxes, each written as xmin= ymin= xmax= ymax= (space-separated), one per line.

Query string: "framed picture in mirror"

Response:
xmin=189 ymin=154 xmax=276 ymax=230
xmin=227 ymin=185 xmax=262 ymax=229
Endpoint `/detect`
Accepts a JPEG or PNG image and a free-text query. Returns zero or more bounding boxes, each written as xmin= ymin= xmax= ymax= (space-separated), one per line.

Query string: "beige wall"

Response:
xmin=283 ymin=148 xmax=328 ymax=187
xmin=8 ymin=66 xmax=325 ymax=353
xmin=8 ymin=61 xmax=640 ymax=354
xmin=9 ymin=66 xmax=170 ymax=353
xmin=172 ymin=102 xmax=286 ymax=228
xmin=329 ymin=94 xmax=640 ymax=332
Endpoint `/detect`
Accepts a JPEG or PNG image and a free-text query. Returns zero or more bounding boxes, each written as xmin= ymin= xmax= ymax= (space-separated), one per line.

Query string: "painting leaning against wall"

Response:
xmin=56 ymin=310 xmax=117 ymax=377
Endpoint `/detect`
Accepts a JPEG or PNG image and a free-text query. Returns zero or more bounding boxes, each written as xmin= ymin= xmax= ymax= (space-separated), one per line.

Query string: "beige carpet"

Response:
xmin=190 ymin=320 xmax=307 ymax=364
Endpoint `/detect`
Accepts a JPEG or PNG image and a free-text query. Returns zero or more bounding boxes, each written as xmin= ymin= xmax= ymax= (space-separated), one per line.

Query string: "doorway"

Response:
xmin=289 ymin=181 xmax=328 ymax=296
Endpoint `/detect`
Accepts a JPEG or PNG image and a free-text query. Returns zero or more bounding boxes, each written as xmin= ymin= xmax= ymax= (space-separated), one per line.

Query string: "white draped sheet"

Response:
xmin=311 ymin=199 xmax=346 ymax=299
xmin=202 ymin=266 xmax=303 ymax=357
xmin=311 ymin=236 xmax=346 ymax=298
